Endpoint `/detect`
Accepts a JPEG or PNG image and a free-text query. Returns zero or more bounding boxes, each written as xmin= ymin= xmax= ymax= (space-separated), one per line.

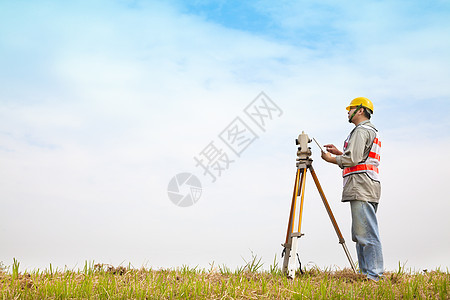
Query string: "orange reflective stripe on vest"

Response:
xmin=343 ymin=164 xmax=379 ymax=176
xmin=373 ymin=138 xmax=381 ymax=147
xmin=368 ymin=151 xmax=380 ymax=161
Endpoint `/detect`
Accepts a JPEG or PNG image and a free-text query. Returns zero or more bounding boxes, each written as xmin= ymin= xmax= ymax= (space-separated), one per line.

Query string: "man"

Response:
xmin=321 ymin=97 xmax=383 ymax=282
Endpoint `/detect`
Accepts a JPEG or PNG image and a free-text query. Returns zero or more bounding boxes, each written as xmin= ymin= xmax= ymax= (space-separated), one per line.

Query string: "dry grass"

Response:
xmin=1 ymin=260 xmax=449 ymax=299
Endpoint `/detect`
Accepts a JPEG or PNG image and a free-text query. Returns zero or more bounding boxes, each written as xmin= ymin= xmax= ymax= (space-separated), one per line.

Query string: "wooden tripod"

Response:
xmin=281 ymin=156 xmax=357 ymax=279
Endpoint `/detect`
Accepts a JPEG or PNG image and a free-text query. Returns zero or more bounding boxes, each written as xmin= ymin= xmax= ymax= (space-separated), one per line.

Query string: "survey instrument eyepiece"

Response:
xmin=296 ymin=131 xmax=312 ymax=160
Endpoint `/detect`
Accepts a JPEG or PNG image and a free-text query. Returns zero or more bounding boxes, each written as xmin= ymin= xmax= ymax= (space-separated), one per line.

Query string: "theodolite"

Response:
xmin=281 ymin=131 xmax=357 ymax=279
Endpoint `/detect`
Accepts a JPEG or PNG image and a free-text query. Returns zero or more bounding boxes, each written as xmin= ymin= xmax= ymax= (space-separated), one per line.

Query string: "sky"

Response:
xmin=1 ymin=0 xmax=450 ymax=273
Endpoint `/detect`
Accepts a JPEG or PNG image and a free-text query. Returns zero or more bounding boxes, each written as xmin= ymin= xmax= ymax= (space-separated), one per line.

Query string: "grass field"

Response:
xmin=1 ymin=258 xmax=448 ymax=299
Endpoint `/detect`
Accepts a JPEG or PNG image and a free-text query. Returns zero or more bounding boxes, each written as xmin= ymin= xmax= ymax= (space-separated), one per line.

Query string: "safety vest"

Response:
xmin=342 ymin=124 xmax=381 ymax=182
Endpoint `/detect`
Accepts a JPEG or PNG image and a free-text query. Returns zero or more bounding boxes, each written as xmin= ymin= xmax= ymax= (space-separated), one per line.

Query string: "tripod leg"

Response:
xmin=287 ymin=168 xmax=307 ymax=278
xmin=284 ymin=169 xmax=301 ymax=245
xmin=297 ymin=168 xmax=307 ymax=235
xmin=309 ymin=165 xmax=358 ymax=273
xmin=282 ymin=168 xmax=302 ymax=275
xmin=282 ymin=167 xmax=307 ymax=277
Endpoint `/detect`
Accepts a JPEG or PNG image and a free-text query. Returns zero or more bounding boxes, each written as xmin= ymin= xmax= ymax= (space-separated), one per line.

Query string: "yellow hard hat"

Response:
xmin=346 ymin=97 xmax=374 ymax=113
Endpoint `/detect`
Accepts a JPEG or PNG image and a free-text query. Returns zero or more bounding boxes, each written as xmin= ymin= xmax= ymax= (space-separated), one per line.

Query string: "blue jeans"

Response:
xmin=350 ymin=200 xmax=384 ymax=281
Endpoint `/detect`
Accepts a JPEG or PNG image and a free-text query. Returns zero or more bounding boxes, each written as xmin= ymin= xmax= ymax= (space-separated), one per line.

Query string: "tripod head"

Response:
xmin=295 ymin=131 xmax=312 ymax=162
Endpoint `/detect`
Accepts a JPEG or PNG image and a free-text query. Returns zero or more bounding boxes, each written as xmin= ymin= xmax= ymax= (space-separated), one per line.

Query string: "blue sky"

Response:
xmin=1 ymin=0 xmax=450 ymax=272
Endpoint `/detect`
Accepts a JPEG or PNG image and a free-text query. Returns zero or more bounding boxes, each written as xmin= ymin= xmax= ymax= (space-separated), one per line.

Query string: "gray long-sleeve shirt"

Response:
xmin=336 ymin=120 xmax=381 ymax=203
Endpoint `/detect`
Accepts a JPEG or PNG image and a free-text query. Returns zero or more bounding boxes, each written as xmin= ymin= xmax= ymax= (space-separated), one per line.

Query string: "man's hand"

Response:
xmin=321 ymin=151 xmax=334 ymax=163
xmin=323 ymin=144 xmax=343 ymax=155
xmin=321 ymin=145 xmax=339 ymax=165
